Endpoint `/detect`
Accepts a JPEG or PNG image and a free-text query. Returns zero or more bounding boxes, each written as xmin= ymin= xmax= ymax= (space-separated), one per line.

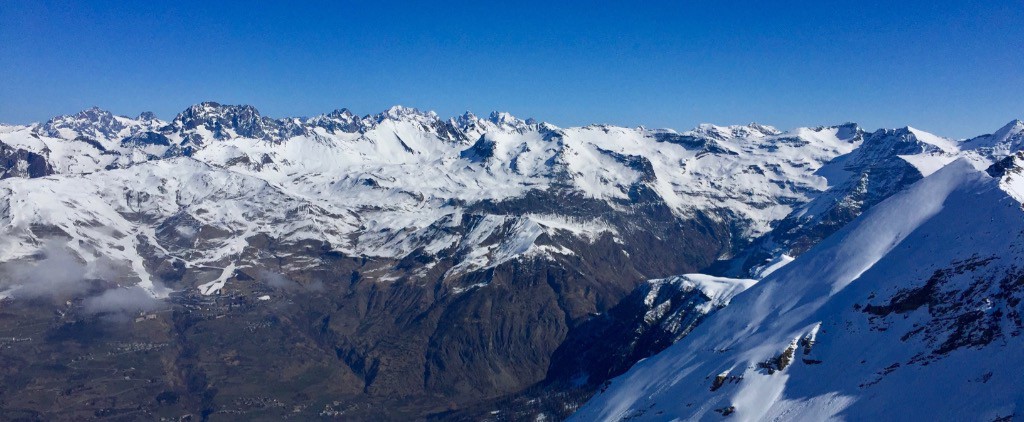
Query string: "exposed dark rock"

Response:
xmin=459 ymin=136 xmax=496 ymax=162
xmin=122 ymin=131 xmax=172 ymax=147
xmin=862 ymin=256 xmax=1023 ymax=362
xmin=0 ymin=142 xmax=53 ymax=179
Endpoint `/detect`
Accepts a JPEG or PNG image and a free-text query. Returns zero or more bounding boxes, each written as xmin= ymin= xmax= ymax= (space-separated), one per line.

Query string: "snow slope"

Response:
xmin=572 ymin=159 xmax=1024 ymax=421
xmin=720 ymin=121 xmax=1024 ymax=278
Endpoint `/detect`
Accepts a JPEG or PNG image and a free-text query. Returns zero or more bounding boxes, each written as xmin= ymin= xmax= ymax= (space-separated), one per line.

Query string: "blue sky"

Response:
xmin=0 ymin=0 xmax=1021 ymax=138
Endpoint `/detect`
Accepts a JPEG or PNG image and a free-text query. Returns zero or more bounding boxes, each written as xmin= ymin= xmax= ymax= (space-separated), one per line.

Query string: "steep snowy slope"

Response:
xmin=719 ymin=121 xmax=1024 ymax=277
xmin=547 ymin=274 xmax=757 ymax=387
xmin=572 ymin=159 xmax=1024 ymax=421
xmin=991 ymin=151 xmax=1024 ymax=203
xmin=0 ymin=157 xmax=354 ymax=296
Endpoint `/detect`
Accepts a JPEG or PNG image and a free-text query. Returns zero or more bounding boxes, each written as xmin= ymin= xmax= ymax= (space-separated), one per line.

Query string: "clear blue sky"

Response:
xmin=1 ymin=0 xmax=1021 ymax=138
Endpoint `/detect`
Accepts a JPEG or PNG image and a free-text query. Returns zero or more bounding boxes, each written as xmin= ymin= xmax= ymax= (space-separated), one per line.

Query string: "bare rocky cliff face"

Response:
xmin=0 ymin=142 xmax=52 ymax=179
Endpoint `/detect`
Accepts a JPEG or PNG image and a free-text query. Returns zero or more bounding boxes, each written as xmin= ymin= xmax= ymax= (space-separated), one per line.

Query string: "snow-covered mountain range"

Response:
xmin=0 ymin=103 xmax=868 ymax=291
xmin=0 ymin=103 xmax=1021 ymax=420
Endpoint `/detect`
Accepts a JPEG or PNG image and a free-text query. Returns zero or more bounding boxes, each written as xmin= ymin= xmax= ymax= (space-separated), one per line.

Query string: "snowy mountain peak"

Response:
xmin=39 ymin=106 xmax=127 ymax=141
xmin=834 ymin=121 xmax=862 ymax=139
xmin=374 ymin=105 xmax=438 ymax=122
xmin=449 ymin=110 xmax=538 ymax=141
xmin=905 ymin=126 xmax=959 ymax=153
xmin=744 ymin=122 xmax=782 ymax=136
xmin=307 ymin=108 xmax=360 ymax=133
xmin=136 ymin=111 xmax=159 ymax=122
xmin=487 ymin=111 xmax=538 ymax=132
xmin=690 ymin=122 xmax=780 ymax=140
xmin=809 ymin=121 xmax=859 ymax=135
xmin=487 ymin=111 xmax=520 ymax=125
xmin=78 ymin=106 xmax=112 ymax=118
xmin=452 ymin=111 xmax=480 ymax=130
xmin=173 ymin=101 xmax=263 ymax=124
xmin=963 ymin=119 xmax=1024 ymax=156
xmin=860 ymin=126 xmax=954 ymax=156
xmin=998 ymin=118 xmax=1024 ymax=133
xmin=169 ymin=101 xmax=296 ymax=143
xmin=991 ymin=118 xmax=1024 ymax=145
xmin=790 ymin=123 xmax=862 ymax=146
xmin=691 ymin=123 xmax=733 ymax=139
xmin=326 ymin=108 xmax=355 ymax=119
